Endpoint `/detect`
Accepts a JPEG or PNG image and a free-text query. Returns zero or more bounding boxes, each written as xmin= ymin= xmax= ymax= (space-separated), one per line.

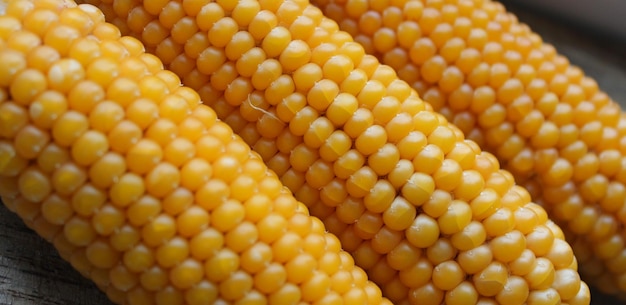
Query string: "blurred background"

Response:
xmin=503 ymin=0 xmax=626 ymax=108
xmin=507 ymin=0 xmax=626 ymax=41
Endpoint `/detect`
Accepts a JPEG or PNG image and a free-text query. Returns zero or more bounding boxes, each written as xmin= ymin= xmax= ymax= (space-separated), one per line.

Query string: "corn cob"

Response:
xmin=78 ymin=1 xmax=591 ymax=305
xmin=298 ymin=0 xmax=626 ymax=297
xmin=0 ymin=1 xmax=395 ymax=304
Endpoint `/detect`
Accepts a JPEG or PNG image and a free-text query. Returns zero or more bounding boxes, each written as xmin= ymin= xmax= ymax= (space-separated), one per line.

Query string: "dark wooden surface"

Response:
xmin=0 ymin=204 xmax=112 ymax=305
xmin=1 ymin=2 xmax=626 ymax=305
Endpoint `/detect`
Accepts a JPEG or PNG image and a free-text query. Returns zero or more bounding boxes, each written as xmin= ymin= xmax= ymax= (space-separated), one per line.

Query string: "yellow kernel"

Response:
xmin=362 ymin=180 xmax=395 ymax=213
xmin=337 ymin=68 xmax=366 ymax=97
xmin=110 ymin=225 xmax=141 ymax=252
xmin=529 ymin=286 xmax=566 ymax=305
xmin=251 ymin=59 xmax=282 ymax=91
xmin=47 ymin=58 xmax=85 ymax=93
xmin=526 ymin=224 xmax=555 ymax=256
xmin=197 ymin=46 xmax=226 ymax=75
xmin=139 ymin=265 xmax=168 ymax=292
xmin=438 ymin=199 xmax=472 ymax=235
xmin=64 ymin=215 xmax=96 ymax=246
xmin=125 ymin=139 xmax=163 ymax=175
xmin=189 ymin=228 xmax=224 ymax=261
xmin=409 ymin=283 xmax=444 ymax=305
xmin=52 ymin=111 xmax=88 ymax=146
xmin=262 ymin=26 xmax=292 ymax=58
xmin=109 ymin=173 xmax=145 ymax=208
xmin=240 ymin=242 xmax=273 ymax=274
xmin=454 ymin=170 xmax=485 ymax=202
xmin=491 ymin=230 xmax=526 ymax=262
xmin=413 ymin=143 xmax=443 ymax=174
xmin=451 ymin=220 xmax=487 ymax=251
xmin=210 ymin=198 xmax=245 ymax=233
xmin=401 ymin=172 xmax=435 ymax=207
xmin=445 ymin=281 xmax=478 ymax=305
xmin=51 ymin=161 xmax=87 ymax=196
xmin=509 ymin=249 xmax=536 ymax=276
xmin=84 ymin=238 xmax=120 ymax=270
xmin=496 ymin=276 xmax=529 ymax=305
xmin=525 ymin=257 xmax=556 ymax=290
xmin=71 ymin=183 xmax=106 ymax=216
xmin=15 ymin=125 xmax=49 ymax=159
xmin=405 ymin=214 xmax=439 ymax=248
xmin=354 ymin=125 xmax=387 ymax=156
xmin=11 ymin=68 xmax=47 ymax=106
xmin=156 ymin=236 xmax=190 ymax=269
xmin=0 ymin=103 xmax=28 ymax=139
xmin=68 ymin=80 xmax=105 ymax=114
xmin=420 ymin=55 xmax=446 ymax=84
xmin=41 ymin=194 xmax=73 ymax=225
xmin=433 ymin=158 xmax=462 ymax=191
xmin=307 ymin=80 xmax=339 ymax=113
xmin=483 ymin=207 xmax=515 ymax=237
xmin=18 ymin=167 xmax=51 ymax=203
xmin=123 ymin=243 xmax=155 ymax=273
xmin=471 ymin=260 xmax=507 ymax=297
xmin=69 ymin=130 xmax=108 ymax=166
xmin=126 ymin=195 xmax=161 ymax=228
xmin=170 ymin=259 xmax=204 ymax=290
xmin=279 ymin=39 xmax=312 ymax=72
xmin=432 ymin=260 xmax=465 ymax=291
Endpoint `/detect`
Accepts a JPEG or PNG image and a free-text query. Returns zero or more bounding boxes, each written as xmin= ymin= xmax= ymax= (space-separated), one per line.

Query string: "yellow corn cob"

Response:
xmin=76 ymin=0 xmax=590 ymax=304
xmin=301 ymin=0 xmax=626 ymax=297
xmin=0 ymin=1 xmax=394 ymax=304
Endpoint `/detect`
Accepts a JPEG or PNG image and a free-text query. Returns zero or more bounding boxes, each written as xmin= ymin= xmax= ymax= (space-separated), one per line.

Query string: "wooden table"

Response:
xmin=1 ymin=2 xmax=625 ymax=305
